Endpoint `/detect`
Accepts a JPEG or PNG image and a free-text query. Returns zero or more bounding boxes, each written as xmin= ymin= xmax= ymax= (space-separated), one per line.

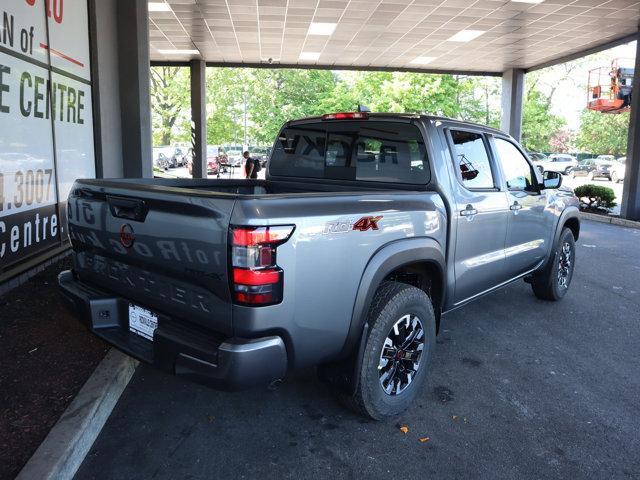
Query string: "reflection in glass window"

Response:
xmin=355 ymin=123 xmax=428 ymax=184
xmin=494 ymin=138 xmax=535 ymax=191
xmin=450 ymin=130 xmax=494 ymax=189
xmin=270 ymin=125 xmax=326 ymax=178
xmin=326 ymin=133 xmax=354 ymax=167
xmin=270 ymin=121 xmax=429 ymax=184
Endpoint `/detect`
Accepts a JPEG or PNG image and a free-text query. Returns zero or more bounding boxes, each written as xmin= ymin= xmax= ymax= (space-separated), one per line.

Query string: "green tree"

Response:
xmin=206 ymin=68 xmax=246 ymax=145
xmin=456 ymin=76 xmax=501 ymax=127
xmin=245 ymin=68 xmax=340 ymax=144
xmin=150 ymin=66 xmax=506 ymax=149
xmin=382 ymin=73 xmax=462 ymax=116
xmin=575 ymin=110 xmax=629 ymax=156
xmin=150 ymin=66 xmax=191 ymax=146
xmin=521 ymin=88 xmax=565 ymax=152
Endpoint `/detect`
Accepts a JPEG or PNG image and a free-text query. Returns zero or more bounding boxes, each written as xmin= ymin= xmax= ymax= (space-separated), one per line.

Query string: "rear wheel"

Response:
xmin=341 ymin=282 xmax=436 ymax=420
xmin=531 ymin=228 xmax=576 ymax=301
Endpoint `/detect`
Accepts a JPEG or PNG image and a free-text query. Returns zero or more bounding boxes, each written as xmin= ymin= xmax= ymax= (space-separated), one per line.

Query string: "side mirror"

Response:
xmin=542 ymin=170 xmax=562 ymax=189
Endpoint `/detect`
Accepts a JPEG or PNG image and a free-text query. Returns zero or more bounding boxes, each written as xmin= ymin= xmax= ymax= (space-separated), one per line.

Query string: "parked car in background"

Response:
xmin=226 ymin=150 xmax=244 ymax=168
xmin=594 ymin=154 xmax=616 ymax=163
xmin=172 ymin=147 xmax=188 ymax=167
xmin=532 ymin=154 xmax=578 ymax=175
xmin=570 ymin=158 xmax=613 ymax=181
xmin=207 ymin=146 xmax=221 ymax=176
xmin=611 ymin=157 xmax=626 ymax=183
xmin=252 ymin=146 xmax=271 ymax=167
xmin=152 ymin=147 xmax=173 ymax=170
xmin=527 ymin=152 xmax=548 ymax=162
xmin=187 ymin=146 xmax=226 ymax=176
xmin=153 ymin=146 xmax=187 ymax=169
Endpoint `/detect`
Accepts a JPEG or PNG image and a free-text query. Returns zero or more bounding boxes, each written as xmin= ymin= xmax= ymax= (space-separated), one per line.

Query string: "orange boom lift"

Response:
xmin=587 ymin=59 xmax=634 ymax=114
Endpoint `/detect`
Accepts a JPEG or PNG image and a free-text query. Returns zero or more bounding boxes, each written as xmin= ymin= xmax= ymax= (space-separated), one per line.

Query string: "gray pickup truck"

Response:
xmin=59 ymin=112 xmax=580 ymax=419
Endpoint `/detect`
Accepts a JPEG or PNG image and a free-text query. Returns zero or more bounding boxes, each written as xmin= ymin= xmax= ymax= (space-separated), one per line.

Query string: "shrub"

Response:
xmin=573 ymin=184 xmax=617 ymax=211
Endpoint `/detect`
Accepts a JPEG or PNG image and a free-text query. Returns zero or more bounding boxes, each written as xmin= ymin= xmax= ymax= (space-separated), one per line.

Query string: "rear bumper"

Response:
xmin=58 ymin=270 xmax=287 ymax=390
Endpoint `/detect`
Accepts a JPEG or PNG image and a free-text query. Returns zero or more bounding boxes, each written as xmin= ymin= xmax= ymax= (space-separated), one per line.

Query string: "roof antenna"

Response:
xmin=357 ymin=104 xmax=370 ymax=112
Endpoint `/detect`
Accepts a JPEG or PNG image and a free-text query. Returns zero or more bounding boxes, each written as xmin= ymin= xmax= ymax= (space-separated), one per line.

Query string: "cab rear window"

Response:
xmin=269 ymin=121 xmax=430 ymax=184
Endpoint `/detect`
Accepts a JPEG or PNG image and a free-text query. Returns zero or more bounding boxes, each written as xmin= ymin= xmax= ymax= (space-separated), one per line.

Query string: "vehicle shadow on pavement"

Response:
xmin=75 ymin=222 xmax=640 ymax=480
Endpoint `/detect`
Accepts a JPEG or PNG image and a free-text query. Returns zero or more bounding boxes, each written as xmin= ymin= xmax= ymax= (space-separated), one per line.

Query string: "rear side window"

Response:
xmin=269 ymin=121 xmax=430 ymax=184
xmin=450 ymin=130 xmax=495 ymax=189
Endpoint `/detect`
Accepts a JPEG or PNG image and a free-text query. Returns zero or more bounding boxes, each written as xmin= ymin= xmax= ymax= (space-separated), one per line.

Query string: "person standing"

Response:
xmin=244 ymin=151 xmax=260 ymax=179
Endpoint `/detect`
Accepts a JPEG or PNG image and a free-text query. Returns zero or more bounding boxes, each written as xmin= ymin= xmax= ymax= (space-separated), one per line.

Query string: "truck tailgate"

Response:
xmin=67 ymin=180 xmax=235 ymax=336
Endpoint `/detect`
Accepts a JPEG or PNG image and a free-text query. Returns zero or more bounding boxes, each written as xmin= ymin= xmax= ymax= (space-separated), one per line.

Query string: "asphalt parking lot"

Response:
xmin=74 ymin=220 xmax=640 ymax=480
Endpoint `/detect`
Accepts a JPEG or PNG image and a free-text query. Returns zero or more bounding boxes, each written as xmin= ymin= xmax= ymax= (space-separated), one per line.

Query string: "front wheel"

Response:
xmin=564 ymin=167 xmax=572 ymax=175
xmin=531 ymin=228 xmax=576 ymax=301
xmin=342 ymin=282 xmax=436 ymax=420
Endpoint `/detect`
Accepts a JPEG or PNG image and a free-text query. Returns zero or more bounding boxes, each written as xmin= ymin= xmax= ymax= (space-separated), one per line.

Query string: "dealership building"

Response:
xmin=0 ymin=0 xmax=639 ymax=286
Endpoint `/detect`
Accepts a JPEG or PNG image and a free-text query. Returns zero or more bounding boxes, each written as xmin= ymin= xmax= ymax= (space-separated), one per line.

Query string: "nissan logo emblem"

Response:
xmin=119 ymin=224 xmax=135 ymax=248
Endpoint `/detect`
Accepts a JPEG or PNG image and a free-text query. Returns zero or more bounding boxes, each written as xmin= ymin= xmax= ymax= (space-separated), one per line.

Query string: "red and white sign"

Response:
xmin=0 ymin=0 xmax=94 ymax=271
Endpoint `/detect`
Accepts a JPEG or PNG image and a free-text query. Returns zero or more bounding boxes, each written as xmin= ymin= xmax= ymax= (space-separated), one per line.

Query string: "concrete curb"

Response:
xmin=580 ymin=211 xmax=640 ymax=229
xmin=16 ymin=349 xmax=138 ymax=480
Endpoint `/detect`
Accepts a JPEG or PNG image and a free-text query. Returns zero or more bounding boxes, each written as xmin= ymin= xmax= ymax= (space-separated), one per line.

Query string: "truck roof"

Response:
xmin=285 ymin=112 xmax=507 ymax=137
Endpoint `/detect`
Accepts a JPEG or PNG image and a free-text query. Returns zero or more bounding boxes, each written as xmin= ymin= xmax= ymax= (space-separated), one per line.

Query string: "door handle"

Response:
xmin=510 ymin=201 xmax=522 ymax=211
xmin=460 ymin=204 xmax=478 ymax=217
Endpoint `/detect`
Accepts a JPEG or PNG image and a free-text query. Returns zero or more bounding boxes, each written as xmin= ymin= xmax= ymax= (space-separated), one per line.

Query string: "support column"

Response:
xmin=116 ymin=0 xmax=152 ymax=178
xmin=620 ymin=36 xmax=640 ymax=221
xmin=190 ymin=60 xmax=207 ymax=179
xmin=501 ymin=68 xmax=525 ymax=141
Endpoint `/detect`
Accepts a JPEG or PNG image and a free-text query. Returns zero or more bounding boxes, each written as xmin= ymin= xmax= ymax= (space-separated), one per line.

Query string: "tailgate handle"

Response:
xmin=107 ymin=196 xmax=148 ymax=222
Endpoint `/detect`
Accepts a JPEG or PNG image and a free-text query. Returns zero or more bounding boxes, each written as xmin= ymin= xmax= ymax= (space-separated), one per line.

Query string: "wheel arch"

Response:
xmin=317 ymin=237 xmax=445 ymax=395
xmin=342 ymin=237 xmax=446 ymax=359
xmin=563 ymin=215 xmax=580 ymax=241
xmin=537 ymin=206 xmax=580 ymax=275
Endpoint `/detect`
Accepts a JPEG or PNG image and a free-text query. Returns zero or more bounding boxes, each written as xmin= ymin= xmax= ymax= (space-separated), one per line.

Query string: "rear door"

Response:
xmin=67 ymin=180 xmax=236 ymax=335
xmin=490 ymin=136 xmax=551 ymax=279
xmin=446 ymin=128 xmax=510 ymax=305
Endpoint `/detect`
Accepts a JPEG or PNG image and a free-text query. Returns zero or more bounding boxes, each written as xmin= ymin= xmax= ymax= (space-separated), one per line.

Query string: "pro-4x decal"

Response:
xmin=321 ymin=215 xmax=383 ymax=234
xmin=352 ymin=216 xmax=383 ymax=231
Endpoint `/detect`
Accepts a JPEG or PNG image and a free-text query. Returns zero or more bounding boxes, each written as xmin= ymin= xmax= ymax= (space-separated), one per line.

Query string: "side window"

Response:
xmin=450 ymin=130 xmax=495 ymax=189
xmin=494 ymin=138 xmax=537 ymax=192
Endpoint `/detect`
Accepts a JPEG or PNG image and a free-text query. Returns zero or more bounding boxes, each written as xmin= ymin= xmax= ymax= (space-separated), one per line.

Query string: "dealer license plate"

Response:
xmin=129 ymin=304 xmax=158 ymax=341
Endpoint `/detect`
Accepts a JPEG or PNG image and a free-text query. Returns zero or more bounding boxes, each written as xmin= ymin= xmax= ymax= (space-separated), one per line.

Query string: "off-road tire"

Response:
xmin=340 ymin=281 xmax=436 ymax=420
xmin=531 ymin=228 xmax=576 ymax=301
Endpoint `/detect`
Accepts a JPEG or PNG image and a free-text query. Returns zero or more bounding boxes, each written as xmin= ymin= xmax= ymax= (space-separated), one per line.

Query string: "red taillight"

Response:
xmin=230 ymin=225 xmax=294 ymax=306
xmin=232 ymin=226 xmax=293 ymax=246
xmin=233 ymin=268 xmax=280 ymax=286
xmin=322 ymin=112 xmax=369 ymax=120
